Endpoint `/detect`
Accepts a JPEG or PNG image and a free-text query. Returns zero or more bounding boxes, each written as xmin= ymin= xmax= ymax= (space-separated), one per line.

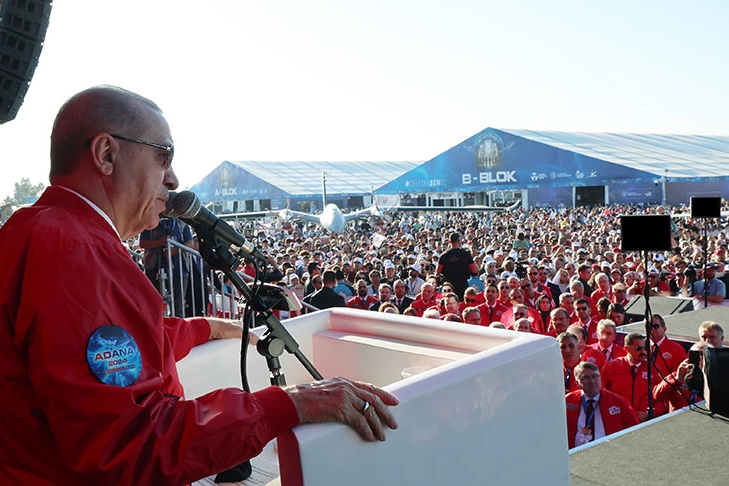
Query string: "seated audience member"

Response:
xmin=378 ymin=302 xmax=400 ymax=314
xmin=558 ymin=332 xmax=583 ymax=395
xmin=568 ymin=324 xmax=606 ymax=369
xmin=566 ymin=362 xmax=639 ymax=448
xmin=606 ymin=302 xmax=627 ymax=326
xmin=601 ymin=332 xmax=666 ymax=421
xmin=442 ymin=313 xmax=462 ymax=322
xmin=462 ymin=306 xmax=482 ymax=325
xmin=650 ymin=314 xmax=687 ymax=378
xmin=547 ymin=307 xmax=570 ymax=337
xmin=611 ymin=283 xmax=630 ymax=306
xmin=368 ymin=283 xmax=392 ymax=311
xmin=411 ymin=283 xmax=439 ymax=316
xmin=698 ymin=321 xmax=724 ymax=348
xmin=477 ymin=283 xmax=509 ymax=326
xmin=587 ymin=319 xmax=627 ymax=364
xmin=402 ymin=306 xmax=418 ymax=317
xmin=513 ymin=318 xmax=532 ymax=333
xmin=653 ymin=342 xmax=706 ymax=413
xmin=347 ymin=279 xmax=379 ymax=310
xmin=574 ymin=298 xmax=598 ymax=345
xmin=422 ymin=307 xmax=441 ymax=319
xmin=490 ymin=322 xmax=506 ymax=329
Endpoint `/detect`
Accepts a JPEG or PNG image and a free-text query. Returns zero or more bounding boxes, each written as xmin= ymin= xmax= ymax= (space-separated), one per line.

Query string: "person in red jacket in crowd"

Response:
xmin=587 ymin=319 xmax=627 ymax=364
xmin=570 ymin=280 xmax=598 ymax=317
xmin=477 ymin=283 xmax=509 ymax=326
xmin=0 ymin=86 xmax=399 ymax=485
xmin=411 ymin=282 xmax=439 ymax=316
xmin=650 ymin=314 xmax=688 ymax=380
xmin=559 ymin=332 xmax=583 ymax=395
xmin=566 ymin=362 xmax=639 ymax=448
xmin=653 ymin=342 xmax=706 ymax=413
xmin=568 ymin=324 xmax=606 ymax=369
xmin=347 ymin=279 xmax=379 ymax=310
xmin=601 ymin=332 xmax=667 ymax=422
xmin=547 ymin=307 xmax=570 ymax=337
xmin=575 ymin=298 xmax=599 ymax=345
xmin=611 ymin=283 xmax=630 ymax=306
xmin=590 ymin=272 xmax=612 ymax=303
xmin=559 ymin=292 xmax=579 ymax=324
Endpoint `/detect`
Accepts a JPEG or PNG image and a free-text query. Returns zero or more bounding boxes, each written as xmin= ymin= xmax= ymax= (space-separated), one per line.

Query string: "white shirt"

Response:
xmin=575 ymin=392 xmax=606 ymax=446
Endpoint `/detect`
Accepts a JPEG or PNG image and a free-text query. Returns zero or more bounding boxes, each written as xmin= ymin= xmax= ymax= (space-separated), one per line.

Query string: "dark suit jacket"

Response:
xmin=305 ymin=286 xmax=346 ymax=310
xmin=392 ymin=296 xmax=414 ymax=313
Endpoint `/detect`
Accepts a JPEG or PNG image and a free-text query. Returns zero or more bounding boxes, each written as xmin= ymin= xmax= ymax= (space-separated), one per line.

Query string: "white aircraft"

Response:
xmin=218 ymin=172 xmax=520 ymax=233
xmin=220 ymin=199 xmax=520 ymax=234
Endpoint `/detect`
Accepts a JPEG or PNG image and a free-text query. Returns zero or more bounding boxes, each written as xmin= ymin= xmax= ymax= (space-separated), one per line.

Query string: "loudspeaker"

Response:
xmin=690 ymin=197 xmax=721 ymax=218
xmin=703 ymin=347 xmax=729 ymax=418
xmin=0 ymin=0 xmax=53 ymax=124
xmin=620 ymin=215 xmax=672 ymax=252
xmin=623 ymin=295 xmax=693 ymax=323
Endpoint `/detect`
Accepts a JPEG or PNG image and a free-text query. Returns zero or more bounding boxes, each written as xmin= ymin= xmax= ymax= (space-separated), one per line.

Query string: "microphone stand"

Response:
xmin=194 ymin=225 xmax=323 ymax=387
xmin=641 ymin=250 xmax=655 ymax=421
xmin=702 ymin=220 xmax=709 ymax=308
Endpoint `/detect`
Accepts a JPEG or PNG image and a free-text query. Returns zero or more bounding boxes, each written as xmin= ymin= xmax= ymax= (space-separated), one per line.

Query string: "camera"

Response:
xmin=681 ymin=265 xmax=698 ymax=284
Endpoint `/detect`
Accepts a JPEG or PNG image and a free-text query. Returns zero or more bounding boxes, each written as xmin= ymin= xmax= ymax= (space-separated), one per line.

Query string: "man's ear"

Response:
xmin=88 ymin=133 xmax=116 ymax=176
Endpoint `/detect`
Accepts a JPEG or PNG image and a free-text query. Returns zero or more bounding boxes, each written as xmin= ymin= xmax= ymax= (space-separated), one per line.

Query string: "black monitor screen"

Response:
xmin=620 ymin=215 xmax=672 ymax=252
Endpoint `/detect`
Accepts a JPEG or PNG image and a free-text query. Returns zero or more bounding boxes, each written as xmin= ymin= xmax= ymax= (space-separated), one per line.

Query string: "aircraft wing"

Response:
xmin=342 ymin=206 xmax=382 ymax=222
xmin=219 ymin=211 xmax=277 ymax=220
xmin=388 ymin=200 xmax=521 ymax=213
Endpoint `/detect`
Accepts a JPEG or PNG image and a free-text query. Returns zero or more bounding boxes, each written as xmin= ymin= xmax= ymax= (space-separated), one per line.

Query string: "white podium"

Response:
xmin=178 ymin=308 xmax=570 ymax=485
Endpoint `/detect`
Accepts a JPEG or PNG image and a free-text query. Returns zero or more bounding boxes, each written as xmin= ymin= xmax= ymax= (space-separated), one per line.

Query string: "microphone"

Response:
xmin=165 ymin=190 xmax=267 ymax=263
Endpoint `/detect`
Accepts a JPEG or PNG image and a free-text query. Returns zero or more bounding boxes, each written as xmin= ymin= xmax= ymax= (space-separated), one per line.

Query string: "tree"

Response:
xmin=3 ymin=178 xmax=45 ymax=206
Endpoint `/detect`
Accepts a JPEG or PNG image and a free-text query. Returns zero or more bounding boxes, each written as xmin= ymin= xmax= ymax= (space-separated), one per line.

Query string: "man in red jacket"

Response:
xmin=559 ymin=332 xmax=583 ymax=395
xmin=650 ymin=314 xmax=688 ymax=380
xmin=601 ymin=332 xmax=667 ymax=421
xmin=347 ymin=279 xmax=379 ymax=310
xmin=566 ymin=362 xmax=639 ymax=448
xmin=0 ymin=86 xmax=398 ymax=485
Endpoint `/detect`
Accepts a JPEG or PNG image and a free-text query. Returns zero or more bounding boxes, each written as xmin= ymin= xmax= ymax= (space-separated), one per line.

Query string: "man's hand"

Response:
xmin=207 ymin=318 xmax=244 ymax=340
xmin=284 ymin=377 xmax=399 ymax=442
xmin=676 ymin=359 xmax=693 ymax=383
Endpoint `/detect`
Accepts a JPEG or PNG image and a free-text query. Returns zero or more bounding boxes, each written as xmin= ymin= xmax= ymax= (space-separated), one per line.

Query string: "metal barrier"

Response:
xmin=146 ymin=239 xmax=316 ymax=320
xmin=142 ymin=239 xmax=241 ymax=319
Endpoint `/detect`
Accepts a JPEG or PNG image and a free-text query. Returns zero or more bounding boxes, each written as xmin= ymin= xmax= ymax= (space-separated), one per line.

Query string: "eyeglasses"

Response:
xmin=520 ymin=284 xmax=530 ymax=289
xmin=579 ymin=374 xmax=600 ymax=381
xmin=576 ymin=306 xmax=588 ymax=311
xmin=465 ymin=298 xmax=476 ymax=303
xmin=514 ymin=312 xmax=527 ymax=317
xmin=110 ymin=134 xmax=174 ymax=168
xmin=634 ymin=345 xmax=647 ymax=351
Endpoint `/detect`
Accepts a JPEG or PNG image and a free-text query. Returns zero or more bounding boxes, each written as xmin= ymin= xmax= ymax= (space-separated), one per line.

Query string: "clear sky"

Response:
xmin=1 ymin=0 xmax=728 ymax=201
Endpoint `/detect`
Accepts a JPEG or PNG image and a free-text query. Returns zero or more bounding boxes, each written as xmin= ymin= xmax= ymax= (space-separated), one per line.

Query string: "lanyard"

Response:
xmin=581 ymin=395 xmax=597 ymax=427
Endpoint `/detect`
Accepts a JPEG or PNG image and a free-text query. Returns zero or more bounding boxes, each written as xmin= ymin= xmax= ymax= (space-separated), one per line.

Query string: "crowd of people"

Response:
xmin=167 ymin=199 xmax=728 ymax=449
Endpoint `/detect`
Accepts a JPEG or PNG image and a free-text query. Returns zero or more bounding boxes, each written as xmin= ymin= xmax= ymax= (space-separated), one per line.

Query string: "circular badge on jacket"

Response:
xmin=86 ymin=325 xmax=142 ymax=386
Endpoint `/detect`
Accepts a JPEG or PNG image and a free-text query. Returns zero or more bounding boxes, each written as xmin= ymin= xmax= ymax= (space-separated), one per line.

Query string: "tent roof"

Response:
xmin=505 ymin=130 xmax=729 ymax=179
xmin=226 ymin=160 xmax=419 ymax=195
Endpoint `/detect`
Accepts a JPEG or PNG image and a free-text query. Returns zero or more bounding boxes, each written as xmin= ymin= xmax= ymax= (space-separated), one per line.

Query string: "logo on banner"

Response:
xmin=474 ymin=134 xmax=503 ymax=169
